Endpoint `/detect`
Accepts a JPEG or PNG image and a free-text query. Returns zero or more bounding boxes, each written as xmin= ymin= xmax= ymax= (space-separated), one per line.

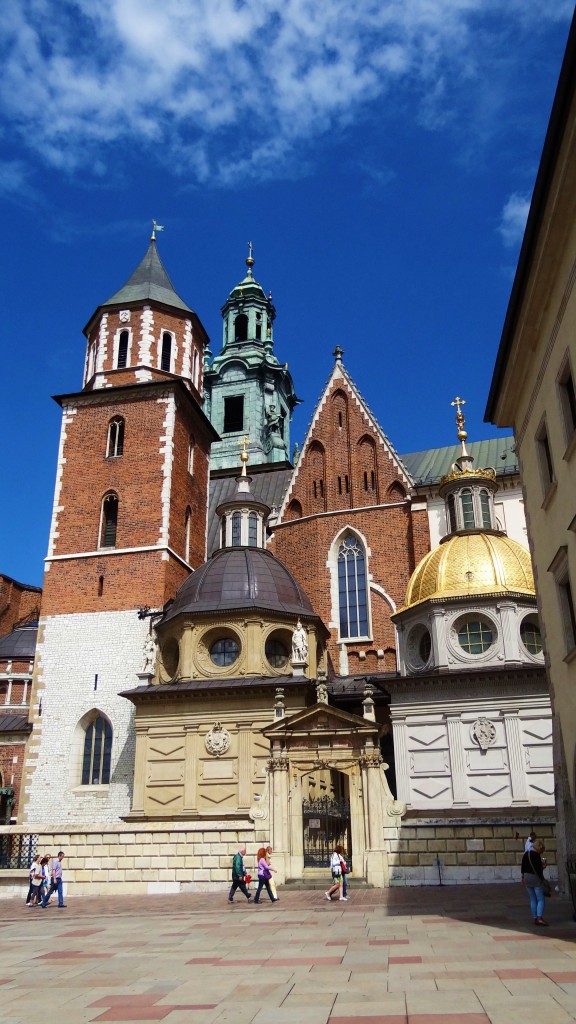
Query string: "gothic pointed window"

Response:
xmin=185 ymin=506 xmax=192 ymax=563
xmin=161 ymin=332 xmax=172 ymax=371
xmin=117 ymin=330 xmax=129 ymax=369
xmin=106 ymin=417 xmax=124 ymax=458
xmin=81 ymin=714 xmax=112 ymax=785
xmin=338 ymin=534 xmax=369 ymax=639
xmin=100 ymin=492 xmax=119 ymax=548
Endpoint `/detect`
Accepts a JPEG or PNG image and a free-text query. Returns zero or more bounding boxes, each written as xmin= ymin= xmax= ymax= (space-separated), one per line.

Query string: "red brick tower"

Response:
xmin=269 ymin=348 xmax=430 ymax=678
xmin=22 ymin=234 xmax=217 ymax=826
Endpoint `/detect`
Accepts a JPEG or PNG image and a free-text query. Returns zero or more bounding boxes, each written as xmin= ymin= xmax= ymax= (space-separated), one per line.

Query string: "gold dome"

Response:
xmin=402 ymin=533 xmax=535 ymax=610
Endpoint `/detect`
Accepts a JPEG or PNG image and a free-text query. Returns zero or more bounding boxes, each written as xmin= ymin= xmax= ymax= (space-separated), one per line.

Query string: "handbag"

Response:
xmin=339 ymin=859 xmax=347 ymax=875
xmin=528 ymin=852 xmax=552 ymax=896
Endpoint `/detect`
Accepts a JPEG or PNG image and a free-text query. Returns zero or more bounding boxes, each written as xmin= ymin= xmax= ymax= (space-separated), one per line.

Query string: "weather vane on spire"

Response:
xmin=246 ymin=240 xmax=255 ymax=276
xmin=151 ymin=220 xmax=165 ymax=241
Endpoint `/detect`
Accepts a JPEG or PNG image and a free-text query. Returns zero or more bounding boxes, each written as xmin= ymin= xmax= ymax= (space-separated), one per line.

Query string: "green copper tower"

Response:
xmin=204 ymin=247 xmax=300 ymax=470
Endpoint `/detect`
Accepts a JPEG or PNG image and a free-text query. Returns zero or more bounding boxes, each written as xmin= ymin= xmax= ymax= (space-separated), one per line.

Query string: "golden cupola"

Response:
xmin=392 ymin=398 xmax=542 ymax=675
xmin=403 ymin=531 xmax=535 ymax=609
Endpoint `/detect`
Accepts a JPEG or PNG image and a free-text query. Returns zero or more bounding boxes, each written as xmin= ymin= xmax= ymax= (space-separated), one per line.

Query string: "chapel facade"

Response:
xmin=0 ymin=241 xmax=556 ymax=895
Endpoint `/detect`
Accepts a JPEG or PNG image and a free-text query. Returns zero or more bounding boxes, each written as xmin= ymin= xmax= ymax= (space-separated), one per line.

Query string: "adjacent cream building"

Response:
xmin=486 ymin=13 xmax=576 ymax=865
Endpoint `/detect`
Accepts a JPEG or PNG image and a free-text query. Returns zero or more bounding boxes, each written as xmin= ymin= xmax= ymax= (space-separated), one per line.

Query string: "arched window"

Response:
xmin=232 ymin=511 xmax=241 ymax=546
xmin=81 ymin=714 xmax=112 ymax=785
xmin=287 ymin=500 xmax=302 ymax=520
xmin=185 ymin=506 xmax=191 ymax=563
xmin=106 ymin=417 xmax=124 ymax=458
xmin=338 ymin=534 xmax=369 ymax=639
xmin=234 ymin=314 xmax=248 ymax=341
xmin=461 ymin=488 xmax=474 ymax=529
xmin=192 ymin=348 xmax=199 ymax=387
xmin=117 ymin=330 xmax=129 ymax=369
xmin=188 ymin=433 xmax=195 ymax=475
xmin=480 ymin=490 xmax=492 ymax=528
xmin=100 ymin=492 xmax=119 ymax=548
xmin=248 ymin=511 xmax=258 ymax=547
xmin=161 ymin=332 xmax=172 ymax=371
xmin=447 ymin=494 xmax=457 ymax=533
xmin=221 ymin=517 xmax=227 ymax=548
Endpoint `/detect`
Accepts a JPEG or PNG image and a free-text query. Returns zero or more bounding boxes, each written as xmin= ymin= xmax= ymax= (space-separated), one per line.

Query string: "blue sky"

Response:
xmin=1 ymin=1 xmax=573 ymax=587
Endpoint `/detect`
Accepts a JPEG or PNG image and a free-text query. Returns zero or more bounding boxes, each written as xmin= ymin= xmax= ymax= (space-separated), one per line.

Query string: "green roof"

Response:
xmin=401 ymin=436 xmax=518 ymax=485
xmin=102 ymin=240 xmax=193 ymax=314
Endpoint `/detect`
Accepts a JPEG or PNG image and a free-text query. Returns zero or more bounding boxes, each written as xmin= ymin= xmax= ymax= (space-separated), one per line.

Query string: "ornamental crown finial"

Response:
xmin=238 ymin=435 xmax=251 ymax=476
xmin=451 ymin=395 xmax=469 ymax=453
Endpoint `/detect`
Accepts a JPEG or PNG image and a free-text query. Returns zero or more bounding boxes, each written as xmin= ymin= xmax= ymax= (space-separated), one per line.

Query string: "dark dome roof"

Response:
xmin=0 ymin=624 xmax=38 ymax=660
xmin=161 ymin=548 xmax=316 ymax=624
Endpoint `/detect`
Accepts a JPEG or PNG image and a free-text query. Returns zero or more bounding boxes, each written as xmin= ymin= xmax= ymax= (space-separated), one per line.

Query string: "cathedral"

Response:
xmin=0 ymin=238 xmax=555 ymax=894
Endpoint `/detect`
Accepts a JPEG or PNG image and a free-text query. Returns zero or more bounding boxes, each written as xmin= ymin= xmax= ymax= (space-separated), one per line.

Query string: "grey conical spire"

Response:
xmin=103 ymin=240 xmax=193 ymax=314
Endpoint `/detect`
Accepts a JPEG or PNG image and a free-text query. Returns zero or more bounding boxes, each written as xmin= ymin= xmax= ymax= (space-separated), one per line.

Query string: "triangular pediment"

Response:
xmin=263 ymin=701 xmax=380 ymax=738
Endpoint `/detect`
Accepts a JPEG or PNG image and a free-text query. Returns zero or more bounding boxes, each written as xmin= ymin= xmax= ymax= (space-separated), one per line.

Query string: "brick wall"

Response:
xmin=270 ymin=369 xmax=431 ymax=671
xmin=0 ymin=577 xmax=41 ymax=637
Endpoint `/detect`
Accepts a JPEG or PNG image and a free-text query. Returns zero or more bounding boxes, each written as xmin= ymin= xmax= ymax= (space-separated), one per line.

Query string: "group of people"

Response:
xmin=25 ymin=851 xmax=66 ymax=908
xmin=228 ymin=845 xmax=279 ymax=904
xmin=521 ymin=830 xmax=551 ymax=927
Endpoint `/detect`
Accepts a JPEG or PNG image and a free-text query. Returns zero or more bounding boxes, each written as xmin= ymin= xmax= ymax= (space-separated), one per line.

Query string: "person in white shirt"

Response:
xmin=525 ymin=831 xmax=537 ymax=852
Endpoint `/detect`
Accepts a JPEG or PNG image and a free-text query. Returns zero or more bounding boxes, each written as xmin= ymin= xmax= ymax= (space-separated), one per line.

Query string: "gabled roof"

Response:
xmin=401 ymin=436 xmax=518 ymax=486
xmin=100 ymin=240 xmax=193 ymax=315
xmin=263 ymin=701 xmax=381 ymax=737
xmin=277 ymin=359 xmax=414 ymax=520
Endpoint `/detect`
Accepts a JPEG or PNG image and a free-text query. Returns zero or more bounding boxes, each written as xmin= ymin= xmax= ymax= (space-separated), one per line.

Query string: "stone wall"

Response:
xmin=385 ymin=818 xmax=557 ymax=886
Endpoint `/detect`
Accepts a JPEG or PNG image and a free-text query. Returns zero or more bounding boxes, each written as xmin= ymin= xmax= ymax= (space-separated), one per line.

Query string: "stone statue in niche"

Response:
xmin=471 ymin=717 xmax=496 ymax=751
xmin=265 ymin=403 xmax=282 ymax=435
xmin=142 ymin=633 xmax=157 ymax=674
xmin=292 ymin=620 xmax=308 ymax=662
xmin=205 ymin=722 xmax=231 ymax=757
xmin=316 ymin=679 xmax=328 ymax=704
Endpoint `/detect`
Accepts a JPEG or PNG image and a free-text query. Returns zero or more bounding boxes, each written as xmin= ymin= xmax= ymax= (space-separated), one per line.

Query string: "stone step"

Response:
xmin=280 ymin=878 xmax=373 ymax=891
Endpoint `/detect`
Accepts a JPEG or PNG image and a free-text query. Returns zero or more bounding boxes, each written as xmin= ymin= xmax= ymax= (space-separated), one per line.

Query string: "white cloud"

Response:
xmin=0 ymin=1 xmax=569 ymax=187
xmin=499 ymin=192 xmax=531 ymax=247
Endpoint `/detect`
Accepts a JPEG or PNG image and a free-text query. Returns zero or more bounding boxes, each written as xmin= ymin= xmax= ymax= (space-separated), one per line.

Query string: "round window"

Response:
xmin=406 ymin=624 xmax=432 ymax=668
xmin=520 ymin=617 xmax=543 ymax=656
xmin=161 ymin=637 xmax=179 ymax=677
xmin=210 ymin=637 xmax=240 ymax=667
xmin=457 ymin=619 xmax=494 ymax=655
xmin=265 ymin=637 xmax=289 ymax=668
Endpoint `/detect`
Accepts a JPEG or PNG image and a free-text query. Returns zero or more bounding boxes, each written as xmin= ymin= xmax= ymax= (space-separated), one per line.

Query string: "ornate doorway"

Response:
xmin=302 ymin=769 xmax=352 ymax=868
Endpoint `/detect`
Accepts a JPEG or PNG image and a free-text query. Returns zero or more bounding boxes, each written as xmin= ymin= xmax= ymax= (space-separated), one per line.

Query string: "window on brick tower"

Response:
xmin=188 ymin=433 xmax=195 ymax=475
xmin=337 ymin=534 xmax=369 ymax=639
xmin=224 ymin=395 xmax=244 ymax=433
xmin=106 ymin=417 xmax=124 ymax=458
xmin=185 ymin=506 xmax=192 ymax=563
xmin=81 ymin=713 xmax=112 ymax=785
xmin=117 ymin=330 xmax=129 ymax=369
xmin=100 ymin=492 xmax=119 ymax=548
xmin=161 ymin=332 xmax=172 ymax=371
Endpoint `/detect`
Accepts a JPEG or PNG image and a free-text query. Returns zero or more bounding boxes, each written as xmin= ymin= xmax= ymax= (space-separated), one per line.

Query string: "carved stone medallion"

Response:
xmin=119 ymin=309 xmax=130 ymax=322
xmin=204 ymin=722 xmax=231 ymax=757
xmin=471 ymin=717 xmax=496 ymax=751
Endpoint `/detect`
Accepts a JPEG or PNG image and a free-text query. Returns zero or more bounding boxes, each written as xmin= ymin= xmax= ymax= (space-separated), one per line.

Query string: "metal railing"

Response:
xmin=0 ymin=834 xmax=38 ymax=869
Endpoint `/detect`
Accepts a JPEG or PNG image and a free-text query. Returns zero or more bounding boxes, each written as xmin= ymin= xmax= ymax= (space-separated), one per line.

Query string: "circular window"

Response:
xmin=161 ymin=637 xmax=179 ymax=678
xmin=520 ymin=617 xmax=543 ymax=656
xmin=210 ymin=637 xmax=240 ymax=667
xmin=406 ymin=624 xmax=432 ymax=668
xmin=265 ymin=637 xmax=289 ymax=668
xmin=457 ymin=619 xmax=494 ymax=655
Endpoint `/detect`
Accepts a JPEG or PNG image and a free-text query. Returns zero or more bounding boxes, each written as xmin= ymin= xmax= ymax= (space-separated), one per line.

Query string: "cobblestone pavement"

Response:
xmin=0 ymin=884 xmax=575 ymax=1024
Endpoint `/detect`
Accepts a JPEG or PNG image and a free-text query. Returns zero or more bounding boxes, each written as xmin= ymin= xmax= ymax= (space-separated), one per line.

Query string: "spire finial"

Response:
xmin=451 ymin=395 xmax=469 ymax=454
xmin=151 ymin=220 xmax=165 ymax=242
xmin=246 ymin=240 xmax=254 ymax=277
xmin=238 ymin=435 xmax=251 ymax=476
xmin=333 ymin=345 xmax=344 ymax=362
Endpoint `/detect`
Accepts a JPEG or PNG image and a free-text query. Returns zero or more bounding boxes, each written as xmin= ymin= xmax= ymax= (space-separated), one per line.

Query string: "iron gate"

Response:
xmin=302 ymin=795 xmax=352 ymax=869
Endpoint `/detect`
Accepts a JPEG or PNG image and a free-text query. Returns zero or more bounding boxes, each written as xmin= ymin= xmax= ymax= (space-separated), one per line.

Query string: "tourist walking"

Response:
xmin=228 ymin=846 xmax=252 ymax=903
xmin=325 ymin=844 xmax=347 ymax=901
xmin=521 ymin=839 xmax=548 ymax=926
xmin=253 ymin=846 xmax=278 ymax=903
xmin=265 ymin=845 xmax=278 ymax=900
xmin=339 ymin=849 xmax=349 ymax=899
xmin=25 ymin=855 xmax=42 ymax=907
xmin=41 ymin=851 xmax=66 ymax=908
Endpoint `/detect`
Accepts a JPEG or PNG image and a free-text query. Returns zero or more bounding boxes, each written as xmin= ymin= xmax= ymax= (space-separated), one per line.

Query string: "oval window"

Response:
xmin=265 ymin=637 xmax=289 ymax=668
xmin=520 ymin=618 xmax=543 ymax=656
xmin=457 ymin=619 xmax=494 ymax=655
xmin=210 ymin=637 xmax=240 ymax=667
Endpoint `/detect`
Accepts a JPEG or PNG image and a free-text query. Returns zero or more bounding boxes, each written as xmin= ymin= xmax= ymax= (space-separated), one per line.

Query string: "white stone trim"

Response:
xmin=46 ymin=405 xmax=78 ymax=562
xmin=139 ymin=307 xmax=154 ymax=365
xmin=45 ymin=544 xmax=193 ymax=571
xmin=158 ymin=394 xmax=176 ymax=547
